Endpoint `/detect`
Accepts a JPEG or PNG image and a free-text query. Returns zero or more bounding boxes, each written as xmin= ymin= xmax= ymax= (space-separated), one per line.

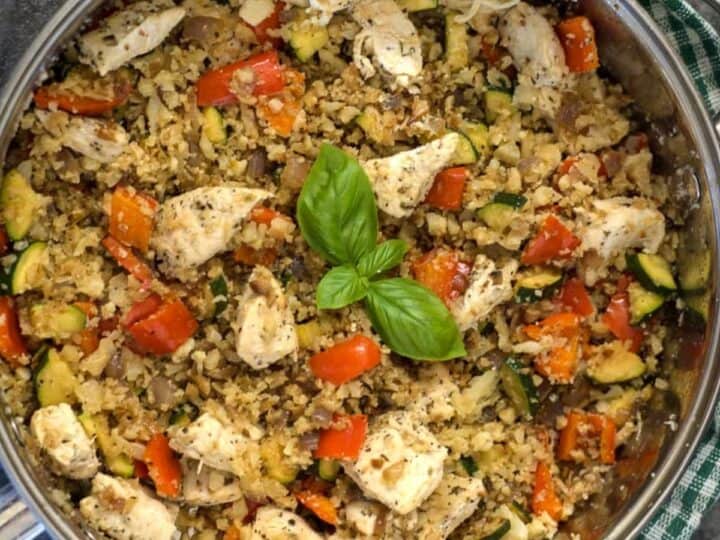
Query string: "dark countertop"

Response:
xmin=0 ymin=1 xmax=719 ymax=539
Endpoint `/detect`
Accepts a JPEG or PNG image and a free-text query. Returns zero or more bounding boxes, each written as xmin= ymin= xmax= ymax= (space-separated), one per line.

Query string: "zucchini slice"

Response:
xmin=492 ymin=192 xmax=527 ymax=209
xmin=458 ymin=121 xmax=489 ymax=158
xmin=397 ymin=0 xmax=438 ymax=11
xmin=684 ymin=290 xmax=711 ymax=325
xmin=510 ymin=501 xmax=531 ymax=523
xmin=79 ymin=413 xmax=134 ymax=478
xmin=459 ymin=455 xmax=478 ymax=476
xmin=678 ymin=249 xmax=710 ymax=294
xmin=452 ymin=130 xmax=478 ymax=165
xmin=477 ymin=192 xmax=527 ymax=232
xmin=587 ymin=344 xmax=646 ymax=384
xmin=445 ymin=13 xmax=469 ymax=71
xmin=628 ymin=282 xmax=665 ymax=324
xmin=515 ymin=267 xmax=563 ymax=303
xmin=356 ymin=107 xmax=388 ymax=144
xmin=29 ymin=303 xmax=86 ymax=340
xmin=317 ymin=458 xmax=340 ymax=481
xmin=11 ymin=241 xmax=47 ymax=294
xmin=484 ymin=89 xmax=514 ymax=123
xmin=480 ymin=520 xmax=511 ymax=540
xmin=169 ymin=402 xmax=199 ymax=427
xmin=34 ymin=348 xmax=78 ymax=407
xmin=210 ymin=275 xmax=229 ymax=317
xmin=499 ymin=358 xmax=538 ymax=417
xmin=1 ymin=169 xmax=42 ymax=241
xmin=261 ymin=438 xmax=298 ymax=485
xmin=626 ymin=252 xmax=677 ymax=294
xmin=289 ymin=21 xmax=329 ymax=62
xmin=202 ymin=107 xmax=227 ymax=145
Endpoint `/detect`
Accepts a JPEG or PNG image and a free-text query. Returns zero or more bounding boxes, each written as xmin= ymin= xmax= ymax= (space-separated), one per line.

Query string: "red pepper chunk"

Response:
xmin=295 ymin=491 xmax=337 ymax=525
xmin=424 ymin=167 xmax=468 ymax=210
xmin=314 ymin=414 xmax=368 ymax=460
xmin=522 ymin=215 xmax=580 ymax=265
xmin=524 ymin=312 xmax=581 ymax=383
xmin=558 ymin=410 xmax=617 ymax=465
xmin=196 ymin=50 xmax=285 ymax=107
xmin=102 ymin=236 xmax=153 ymax=287
xmin=34 ymin=82 xmax=131 ymax=116
xmin=601 ymin=288 xmax=643 ymax=352
xmin=556 ymin=16 xmax=599 ymax=73
xmin=411 ymin=249 xmax=471 ymax=306
xmin=143 ymin=433 xmax=182 ymax=497
xmin=127 ymin=298 xmax=198 ymax=355
xmin=250 ymin=2 xmax=284 ymax=46
xmin=309 ymin=335 xmax=381 ymax=386
xmin=557 ymin=277 xmax=594 ymax=317
xmin=123 ymin=294 xmax=163 ymax=328
xmin=109 ymin=186 xmax=158 ymax=253
xmin=0 ymin=297 xmax=27 ymax=367
xmin=531 ymin=462 xmax=563 ymax=521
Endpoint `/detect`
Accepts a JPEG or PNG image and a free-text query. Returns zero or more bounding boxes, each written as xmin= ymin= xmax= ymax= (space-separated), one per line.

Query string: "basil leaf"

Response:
xmin=297 ymin=144 xmax=378 ymax=265
xmin=357 ymin=239 xmax=408 ymax=278
xmin=317 ymin=265 xmax=369 ymax=310
xmin=365 ymin=278 xmax=466 ymax=361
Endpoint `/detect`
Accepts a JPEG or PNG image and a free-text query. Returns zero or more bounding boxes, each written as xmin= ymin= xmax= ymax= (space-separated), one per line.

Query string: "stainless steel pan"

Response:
xmin=0 ymin=0 xmax=719 ymax=538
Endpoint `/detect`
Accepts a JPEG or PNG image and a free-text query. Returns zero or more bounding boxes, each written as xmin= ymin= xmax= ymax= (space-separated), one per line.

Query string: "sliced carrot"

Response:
xmin=424 ymin=167 xmax=468 ymax=210
xmin=314 ymin=414 xmax=368 ymax=460
xmin=309 ymin=335 xmax=381 ymax=386
xmin=556 ymin=16 xmax=599 ymax=73
xmin=127 ymin=298 xmax=198 ymax=355
xmin=143 ymin=433 xmax=182 ymax=498
xmin=0 ymin=297 xmax=27 ymax=367
xmin=411 ymin=249 xmax=472 ymax=306
xmin=531 ymin=462 xmax=563 ymax=521
xmin=295 ymin=491 xmax=337 ymax=525
xmin=102 ymin=235 xmax=153 ymax=287
xmin=109 ymin=186 xmax=158 ymax=253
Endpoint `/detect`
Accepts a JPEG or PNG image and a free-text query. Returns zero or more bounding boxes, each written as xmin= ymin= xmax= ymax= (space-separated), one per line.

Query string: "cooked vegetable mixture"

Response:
xmin=0 ymin=0 xmax=704 ymax=539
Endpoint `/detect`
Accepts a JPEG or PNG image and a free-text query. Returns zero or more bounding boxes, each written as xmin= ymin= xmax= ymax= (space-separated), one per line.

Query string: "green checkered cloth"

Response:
xmin=638 ymin=0 xmax=720 ymax=538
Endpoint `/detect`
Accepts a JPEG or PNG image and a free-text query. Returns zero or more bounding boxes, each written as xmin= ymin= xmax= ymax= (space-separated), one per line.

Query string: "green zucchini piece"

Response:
xmin=586 ymin=344 xmax=646 ymax=384
xmin=628 ymin=282 xmax=665 ymax=324
xmin=515 ymin=267 xmax=563 ymax=303
xmin=34 ymin=348 xmax=78 ymax=407
xmin=397 ymin=0 xmax=438 ymax=11
xmin=30 ymin=303 xmax=86 ymax=340
xmin=202 ymin=107 xmax=227 ymax=145
xmin=79 ymin=413 xmax=134 ymax=478
xmin=499 ymin=358 xmax=538 ymax=417
xmin=317 ymin=458 xmax=340 ymax=481
xmin=492 ymin=192 xmax=527 ymax=209
xmin=261 ymin=438 xmax=298 ymax=485
xmin=480 ymin=519 xmax=511 ymax=540
xmin=477 ymin=203 xmax=514 ymax=231
xmin=11 ymin=241 xmax=47 ymax=294
xmin=626 ymin=252 xmax=677 ymax=294
xmin=289 ymin=21 xmax=329 ymax=62
xmin=356 ymin=107 xmax=388 ymax=144
xmin=678 ymin=249 xmax=710 ymax=294
xmin=451 ymin=130 xmax=478 ymax=165
xmin=459 ymin=455 xmax=478 ymax=476
xmin=210 ymin=275 xmax=229 ymax=317
xmin=458 ymin=121 xmax=489 ymax=158
xmin=169 ymin=402 xmax=199 ymax=427
xmin=684 ymin=290 xmax=710 ymax=325
xmin=445 ymin=13 xmax=469 ymax=71
xmin=1 ymin=169 xmax=43 ymax=241
xmin=510 ymin=501 xmax=531 ymax=523
xmin=484 ymin=88 xmax=514 ymax=123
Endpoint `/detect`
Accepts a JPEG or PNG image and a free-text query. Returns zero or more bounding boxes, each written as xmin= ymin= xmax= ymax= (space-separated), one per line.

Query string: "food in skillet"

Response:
xmin=0 ymin=0 xmax=704 ymax=539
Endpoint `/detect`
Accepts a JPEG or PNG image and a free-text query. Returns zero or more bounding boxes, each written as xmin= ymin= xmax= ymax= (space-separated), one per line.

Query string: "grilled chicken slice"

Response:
xmin=251 ymin=506 xmax=323 ymax=540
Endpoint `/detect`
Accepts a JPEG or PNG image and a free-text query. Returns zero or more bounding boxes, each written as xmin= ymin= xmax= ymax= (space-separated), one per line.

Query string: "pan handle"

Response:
xmin=0 ymin=482 xmax=43 ymax=540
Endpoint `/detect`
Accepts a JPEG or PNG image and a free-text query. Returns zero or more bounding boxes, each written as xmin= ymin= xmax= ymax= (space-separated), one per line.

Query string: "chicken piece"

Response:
xmin=169 ymin=413 xmax=249 ymax=475
xmin=233 ymin=266 xmax=298 ymax=370
xmin=577 ymin=197 xmax=665 ymax=285
xmin=251 ymin=506 xmax=323 ymax=540
xmin=351 ymin=0 xmax=423 ymax=86
xmin=36 ymin=110 xmax=128 ymax=163
xmin=151 ymin=186 xmax=271 ymax=279
xmin=79 ymin=473 xmax=178 ymax=540
xmin=417 ymin=473 xmax=486 ymax=539
xmin=79 ymin=2 xmax=186 ymax=76
xmin=344 ymin=500 xmax=383 ymax=537
xmin=362 ymin=133 xmax=460 ymax=218
xmin=451 ymin=255 xmax=518 ymax=331
xmin=344 ymin=411 xmax=447 ymax=514
xmin=179 ymin=458 xmax=244 ymax=506
xmin=499 ymin=2 xmax=567 ymax=87
xmin=30 ymin=404 xmax=100 ymax=480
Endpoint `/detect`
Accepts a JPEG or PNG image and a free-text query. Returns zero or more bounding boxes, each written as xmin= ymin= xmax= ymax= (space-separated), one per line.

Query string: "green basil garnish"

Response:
xmin=296 ymin=144 xmax=378 ymax=266
xmin=297 ymin=145 xmax=466 ymax=361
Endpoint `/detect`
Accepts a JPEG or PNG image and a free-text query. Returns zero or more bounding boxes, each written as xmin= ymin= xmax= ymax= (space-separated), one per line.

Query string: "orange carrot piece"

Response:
xmin=531 ymin=462 xmax=563 ymax=521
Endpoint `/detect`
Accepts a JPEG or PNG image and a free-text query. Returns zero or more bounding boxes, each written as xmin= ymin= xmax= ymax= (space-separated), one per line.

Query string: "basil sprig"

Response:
xmin=297 ymin=144 xmax=466 ymax=361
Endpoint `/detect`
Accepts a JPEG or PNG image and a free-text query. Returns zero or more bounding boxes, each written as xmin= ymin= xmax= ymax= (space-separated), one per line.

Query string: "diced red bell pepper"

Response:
xmin=249 ymin=2 xmax=284 ymax=46
xmin=522 ymin=215 xmax=581 ymax=265
xmin=531 ymin=462 xmax=563 ymax=521
xmin=601 ymin=286 xmax=644 ymax=352
xmin=524 ymin=312 xmax=581 ymax=383
xmin=143 ymin=433 xmax=182 ymax=497
xmin=558 ymin=410 xmax=616 ymax=465
xmin=314 ymin=414 xmax=368 ymax=460
xmin=557 ymin=277 xmax=594 ymax=317
xmin=102 ymin=236 xmax=153 ymax=288
xmin=0 ymin=297 xmax=27 ymax=367
xmin=411 ymin=249 xmax=472 ymax=306
xmin=0 ymin=226 xmax=9 ymax=256
xmin=123 ymin=293 xmax=163 ymax=328
xmin=295 ymin=491 xmax=337 ymax=525
xmin=309 ymin=335 xmax=381 ymax=386
xmin=109 ymin=186 xmax=158 ymax=253
xmin=556 ymin=16 xmax=599 ymax=73
xmin=256 ymin=68 xmax=305 ymax=137
xmin=424 ymin=167 xmax=468 ymax=211
xmin=127 ymin=298 xmax=198 ymax=355
xmin=233 ymin=245 xmax=277 ymax=266
xmin=196 ymin=50 xmax=285 ymax=107
xmin=134 ymin=459 xmax=149 ymax=479
xmin=34 ymin=81 xmax=131 ymax=116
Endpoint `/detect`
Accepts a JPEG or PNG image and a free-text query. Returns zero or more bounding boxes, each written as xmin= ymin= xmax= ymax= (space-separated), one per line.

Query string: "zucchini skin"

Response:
xmin=499 ymin=358 xmax=539 ymax=417
xmin=626 ymin=252 xmax=677 ymax=294
xmin=515 ymin=268 xmax=563 ymax=304
xmin=627 ymin=281 xmax=665 ymax=324
xmin=480 ymin=519 xmax=511 ymax=540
